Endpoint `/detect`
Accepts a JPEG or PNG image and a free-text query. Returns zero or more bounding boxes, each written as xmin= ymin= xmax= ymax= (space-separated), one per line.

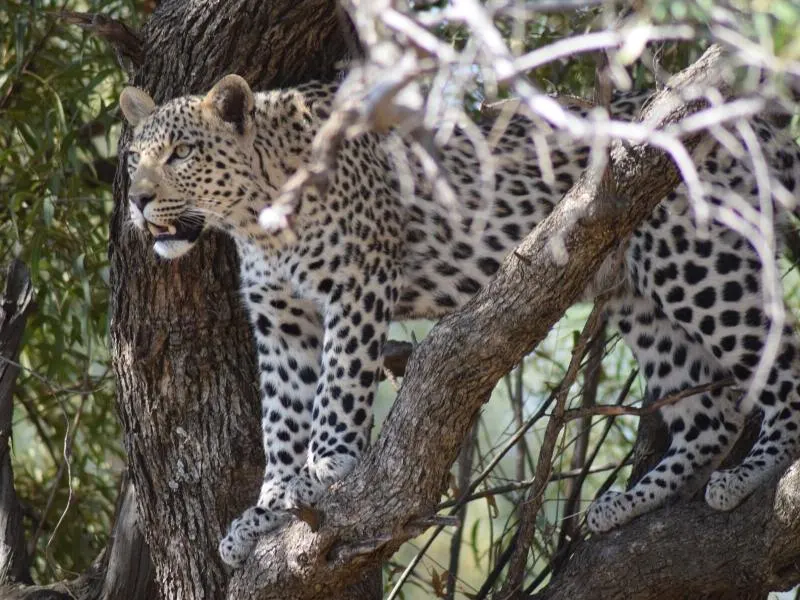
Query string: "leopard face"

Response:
xmin=120 ymin=75 xmax=262 ymax=259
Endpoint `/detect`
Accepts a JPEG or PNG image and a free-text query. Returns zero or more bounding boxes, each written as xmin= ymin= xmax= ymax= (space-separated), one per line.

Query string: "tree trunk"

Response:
xmin=0 ymin=260 xmax=35 ymax=585
xmin=109 ymin=1 xmax=358 ymax=598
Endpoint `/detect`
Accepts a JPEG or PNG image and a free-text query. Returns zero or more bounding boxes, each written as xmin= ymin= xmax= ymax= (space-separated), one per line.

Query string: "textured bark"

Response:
xmin=530 ymin=461 xmax=800 ymax=600
xmin=0 ymin=260 xmax=35 ymax=585
xmin=225 ymin=45 xmax=791 ymax=600
xmin=97 ymin=478 xmax=157 ymax=600
xmin=109 ymin=1 xmax=360 ymax=599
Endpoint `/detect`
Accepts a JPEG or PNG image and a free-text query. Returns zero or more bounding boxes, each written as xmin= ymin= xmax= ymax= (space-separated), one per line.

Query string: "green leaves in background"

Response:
xmin=0 ymin=0 xmax=141 ymax=580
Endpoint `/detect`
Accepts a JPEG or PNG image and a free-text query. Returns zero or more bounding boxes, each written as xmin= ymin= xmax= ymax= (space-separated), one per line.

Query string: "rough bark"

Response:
xmin=530 ymin=461 xmax=800 ymax=600
xmin=98 ymin=478 xmax=157 ymax=600
xmin=225 ymin=45 xmax=791 ymax=600
xmin=0 ymin=260 xmax=35 ymax=585
xmin=108 ymin=1 xmax=360 ymax=599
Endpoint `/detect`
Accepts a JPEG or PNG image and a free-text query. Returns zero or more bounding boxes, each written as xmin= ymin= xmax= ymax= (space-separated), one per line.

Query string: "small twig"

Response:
xmin=15 ymin=393 xmax=59 ymax=469
xmin=29 ymin=392 xmax=87 ymax=564
xmin=510 ymin=364 xmax=527 ymax=490
xmin=436 ymin=461 xmax=628 ymax=510
xmin=498 ymin=300 xmax=608 ymax=598
xmin=564 ymin=377 xmax=736 ymax=421
xmin=446 ymin=423 xmax=476 ymax=600
xmin=553 ymin=324 xmax=605 ymax=573
xmin=473 ymin=530 xmax=520 ymax=600
xmin=408 ymin=515 xmax=460 ymax=530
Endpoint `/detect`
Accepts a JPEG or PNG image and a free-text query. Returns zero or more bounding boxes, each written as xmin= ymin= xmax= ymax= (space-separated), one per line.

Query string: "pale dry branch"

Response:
xmin=59 ymin=10 xmax=142 ymax=73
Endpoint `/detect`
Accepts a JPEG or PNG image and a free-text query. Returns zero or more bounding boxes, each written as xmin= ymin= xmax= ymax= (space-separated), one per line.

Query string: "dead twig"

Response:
xmin=446 ymin=423 xmax=477 ymax=600
xmin=564 ymin=377 xmax=736 ymax=421
xmin=553 ymin=323 xmax=605 ymax=574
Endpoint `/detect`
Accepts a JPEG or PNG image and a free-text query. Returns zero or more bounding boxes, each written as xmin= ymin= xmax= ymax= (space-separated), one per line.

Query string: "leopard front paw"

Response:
xmin=284 ymin=469 xmax=326 ymax=509
xmin=219 ymin=506 xmax=289 ymax=568
xmin=704 ymin=468 xmax=750 ymax=511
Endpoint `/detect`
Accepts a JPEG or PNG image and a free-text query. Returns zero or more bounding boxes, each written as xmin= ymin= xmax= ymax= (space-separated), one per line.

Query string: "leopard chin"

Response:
xmin=153 ymin=238 xmax=196 ymax=259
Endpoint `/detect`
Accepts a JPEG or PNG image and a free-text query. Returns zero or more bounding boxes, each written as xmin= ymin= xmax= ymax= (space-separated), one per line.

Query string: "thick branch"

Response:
xmin=229 ymin=45 xmax=737 ymax=599
xmin=59 ymin=11 xmax=143 ymax=74
xmin=530 ymin=461 xmax=800 ymax=599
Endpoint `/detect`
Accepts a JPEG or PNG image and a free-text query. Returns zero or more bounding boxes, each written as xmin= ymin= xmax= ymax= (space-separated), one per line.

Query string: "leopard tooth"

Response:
xmin=167 ymin=224 xmax=177 ymax=235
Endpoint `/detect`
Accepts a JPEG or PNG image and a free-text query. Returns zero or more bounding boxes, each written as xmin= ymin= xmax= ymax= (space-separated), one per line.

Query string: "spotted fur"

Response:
xmin=119 ymin=75 xmax=800 ymax=566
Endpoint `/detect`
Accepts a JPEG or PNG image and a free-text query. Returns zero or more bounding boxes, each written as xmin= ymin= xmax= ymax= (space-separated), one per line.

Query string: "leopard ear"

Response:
xmin=203 ymin=74 xmax=254 ymax=135
xmin=120 ymin=87 xmax=156 ymax=127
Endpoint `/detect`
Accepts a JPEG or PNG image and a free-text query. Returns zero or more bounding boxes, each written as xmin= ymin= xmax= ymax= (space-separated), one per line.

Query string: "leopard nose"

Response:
xmin=130 ymin=193 xmax=155 ymax=212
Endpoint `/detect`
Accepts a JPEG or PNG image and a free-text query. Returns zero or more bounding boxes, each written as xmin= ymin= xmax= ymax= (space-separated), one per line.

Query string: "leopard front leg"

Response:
xmin=306 ymin=265 xmax=399 ymax=490
xmin=219 ymin=283 xmax=324 ymax=567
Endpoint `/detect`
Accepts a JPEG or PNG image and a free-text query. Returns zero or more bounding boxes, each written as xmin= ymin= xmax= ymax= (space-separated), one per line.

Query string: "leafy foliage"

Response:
xmin=0 ymin=0 xmax=140 ymax=580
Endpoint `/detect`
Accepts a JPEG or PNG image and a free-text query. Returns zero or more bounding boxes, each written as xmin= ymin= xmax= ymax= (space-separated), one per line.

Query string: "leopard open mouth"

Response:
xmin=145 ymin=218 xmax=205 ymax=242
xmin=147 ymin=222 xmax=177 ymax=239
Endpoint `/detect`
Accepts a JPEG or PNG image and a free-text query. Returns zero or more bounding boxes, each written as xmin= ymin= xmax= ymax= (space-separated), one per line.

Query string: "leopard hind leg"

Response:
xmin=588 ymin=296 xmax=744 ymax=532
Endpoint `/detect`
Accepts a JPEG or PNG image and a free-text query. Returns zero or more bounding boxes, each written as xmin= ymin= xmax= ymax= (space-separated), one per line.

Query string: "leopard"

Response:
xmin=119 ymin=73 xmax=800 ymax=567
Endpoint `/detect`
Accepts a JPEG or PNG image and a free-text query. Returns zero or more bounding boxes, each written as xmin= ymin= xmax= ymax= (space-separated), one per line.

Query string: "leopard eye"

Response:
xmin=127 ymin=149 xmax=140 ymax=164
xmin=168 ymin=143 xmax=192 ymax=163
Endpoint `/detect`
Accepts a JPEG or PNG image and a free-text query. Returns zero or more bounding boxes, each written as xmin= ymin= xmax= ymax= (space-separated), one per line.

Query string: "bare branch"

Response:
xmin=498 ymin=301 xmax=607 ymax=597
xmin=564 ymin=377 xmax=736 ymax=421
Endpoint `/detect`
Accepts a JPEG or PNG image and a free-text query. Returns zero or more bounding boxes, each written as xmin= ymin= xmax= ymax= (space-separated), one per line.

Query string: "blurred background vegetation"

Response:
xmin=1 ymin=0 xmax=142 ymax=579
xmin=1 ymin=0 xmax=799 ymax=597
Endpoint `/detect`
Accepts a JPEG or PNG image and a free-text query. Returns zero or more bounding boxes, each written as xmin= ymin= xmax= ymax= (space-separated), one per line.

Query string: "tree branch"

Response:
xmin=529 ymin=460 xmax=800 ymax=599
xmin=227 ymin=45 xmax=742 ymax=600
xmin=59 ymin=11 xmax=143 ymax=75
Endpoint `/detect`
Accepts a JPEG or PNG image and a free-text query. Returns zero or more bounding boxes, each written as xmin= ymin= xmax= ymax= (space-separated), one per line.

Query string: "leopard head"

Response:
xmin=119 ymin=75 xmax=259 ymax=258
